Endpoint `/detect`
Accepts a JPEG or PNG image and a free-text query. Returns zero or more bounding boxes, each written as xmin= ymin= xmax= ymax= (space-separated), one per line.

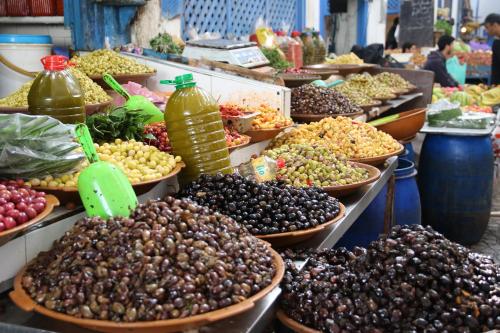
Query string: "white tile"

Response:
xmin=0 ymin=236 xmax=26 ymax=282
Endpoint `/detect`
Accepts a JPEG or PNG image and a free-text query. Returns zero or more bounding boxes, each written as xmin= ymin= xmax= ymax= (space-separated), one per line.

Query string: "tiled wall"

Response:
xmin=0 ymin=24 xmax=72 ymax=46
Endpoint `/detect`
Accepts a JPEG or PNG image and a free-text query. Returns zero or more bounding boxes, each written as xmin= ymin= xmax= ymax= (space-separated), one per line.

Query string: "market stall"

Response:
xmin=0 ymin=44 xmax=498 ymax=333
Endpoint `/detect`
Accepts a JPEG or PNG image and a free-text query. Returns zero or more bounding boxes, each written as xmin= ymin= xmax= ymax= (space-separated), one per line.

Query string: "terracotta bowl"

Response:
xmin=245 ymin=125 xmax=293 ymax=143
xmin=291 ymin=110 xmax=364 ymax=123
xmin=276 ymin=310 xmax=321 ymax=333
xmin=303 ymin=64 xmax=364 ymax=76
xmin=0 ymin=195 xmax=59 ymax=246
xmin=33 ymin=163 xmax=184 ymax=205
xmin=374 ymin=108 xmax=426 ymax=141
xmin=321 ymin=163 xmax=381 ymax=197
xmin=277 ymin=73 xmax=321 ymax=88
xmin=10 ymin=243 xmax=285 ymax=333
xmin=256 ymin=203 xmax=345 ymax=247
xmin=350 ymin=144 xmax=404 ymax=166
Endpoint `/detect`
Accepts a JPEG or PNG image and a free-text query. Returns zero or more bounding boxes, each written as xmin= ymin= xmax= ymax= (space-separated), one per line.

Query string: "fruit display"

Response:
xmin=144 ymin=120 xmax=249 ymax=153
xmin=374 ymin=72 xmax=412 ymax=90
xmin=219 ymin=104 xmax=252 ymax=117
xmin=270 ymin=117 xmax=401 ymax=159
xmin=263 ymin=144 xmax=369 ymax=187
xmin=0 ymin=180 xmax=47 ymax=232
xmin=86 ymin=106 xmax=152 ymax=143
xmin=325 ymin=52 xmax=364 ymax=65
xmin=225 ymin=125 xmax=250 ymax=148
xmin=181 ymin=173 xmax=341 ymax=235
xmin=463 ymin=105 xmax=493 ymax=113
xmin=71 ymin=49 xmax=155 ymax=76
xmin=333 ymin=83 xmax=378 ymax=106
xmin=143 ymin=122 xmax=171 ymax=152
xmin=251 ymin=104 xmax=293 ymax=130
xmin=21 ymin=197 xmax=277 ymax=321
xmin=26 ymin=139 xmax=181 ymax=188
xmin=291 ymin=84 xmax=363 ymax=115
xmin=0 ymin=68 xmax=111 ymax=107
xmin=346 ymin=74 xmax=396 ymax=99
xmin=0 ymin=113 xmax=84 ymax=179
xmin=280 ymin=225 xmax=500 ymax=332
xmin=410 ymin=53 xmax=427 ymax=66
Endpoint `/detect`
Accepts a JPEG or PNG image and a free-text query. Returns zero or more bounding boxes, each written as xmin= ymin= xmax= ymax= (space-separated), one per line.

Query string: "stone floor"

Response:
xmin=470 ymin=180 xmax=500 ymax=262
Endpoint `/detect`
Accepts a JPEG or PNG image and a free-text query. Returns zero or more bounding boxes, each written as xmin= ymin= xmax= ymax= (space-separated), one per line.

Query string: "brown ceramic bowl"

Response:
xmin=10 ymin=242 xmax=285 ymax=333
xmin=245 ymin=125 xmax=293 ymax=143
xmin=89 ymin=72 xmax=156 ymax=90
xmin=277 ymin=73 xmax=321 ymax=87
xmin=350 ymin=144 xmax=404 ymax=166
xmin=0 ymin=195 xmax=59 ymax=246
xmin=374 ymin=108 xmax=426 ymax=141
xmin=33 ymin=163 xmax=184 ymax=205
xmin=256 ymin=203 xmax=345 ymax=247
xmin=291 ymin=110 xmax=364 ymax=123
xmin=276 ymin=310 xmax=321 ymax=333
xmin=303 ymin=64 xmax=364 ymax=76
xmin=321 ymin=163 xmax=381 ymax=197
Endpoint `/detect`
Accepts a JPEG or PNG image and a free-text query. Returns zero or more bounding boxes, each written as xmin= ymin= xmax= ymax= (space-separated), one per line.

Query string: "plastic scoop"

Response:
xmin=75 ymin=124 xmax=138 ymax=218
xmin=103 ymin=73 xmax=164 ymax=124
xmin=311 ymin=79 xmax=344 ymax=88
xmin=368 ymin=114 xmax=400 ymax=126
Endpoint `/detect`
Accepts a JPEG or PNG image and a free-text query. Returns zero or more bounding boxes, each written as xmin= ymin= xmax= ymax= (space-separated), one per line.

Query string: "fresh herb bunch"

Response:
xmin=260 ymin=47 xmax=293 ymax=70
xmin=150 ymin=33 xmax=183 ymax=55
xmin=86 ymin=106 xmax=152 ymax=143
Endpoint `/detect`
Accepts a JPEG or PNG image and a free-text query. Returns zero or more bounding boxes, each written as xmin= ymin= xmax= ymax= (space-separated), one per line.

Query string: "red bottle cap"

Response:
xmin=40 ymin=55 xmax=69 ymax=71
xmin=291 ymin=31 xmax=301 ymax=38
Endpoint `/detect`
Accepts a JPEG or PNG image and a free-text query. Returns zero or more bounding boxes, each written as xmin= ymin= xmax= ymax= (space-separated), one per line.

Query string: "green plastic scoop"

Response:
xmin=368 ymin=114 xmax=400 ymax=126
xmin=75 ymin=124 xmax=138 ymax=218
xmin=311 ymin=79 xmax=344 ymax=88
xmin=103 ymin=73 xmax=164 ymax=124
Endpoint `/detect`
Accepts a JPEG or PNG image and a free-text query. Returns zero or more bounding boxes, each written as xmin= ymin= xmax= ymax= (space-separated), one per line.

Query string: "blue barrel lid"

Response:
xmin=0 ymin=34 xmax=52 ymax=44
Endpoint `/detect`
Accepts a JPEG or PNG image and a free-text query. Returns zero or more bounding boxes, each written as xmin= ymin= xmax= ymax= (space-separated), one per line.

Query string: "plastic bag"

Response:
xmin=0 ymin=113 xmax=84 ymax=179
xmin=429 ymin=112 xmax=495 ymax=129
xmin=446 ymin=56 xmax=467 ymax=85
xmin=236 ymin=156 xmax=277 ymax=183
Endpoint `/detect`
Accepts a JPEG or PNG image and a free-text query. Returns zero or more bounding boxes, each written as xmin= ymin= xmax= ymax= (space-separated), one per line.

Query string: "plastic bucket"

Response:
xmin=394 ymin=158 xmax=421 ymax=226
xmin=418 ymin=134 xmax=493 ymax=245
xmin=0 ymin=34 xmax=52 ymax=97
xmin=336 ymin=184 xmax=388 ymax=250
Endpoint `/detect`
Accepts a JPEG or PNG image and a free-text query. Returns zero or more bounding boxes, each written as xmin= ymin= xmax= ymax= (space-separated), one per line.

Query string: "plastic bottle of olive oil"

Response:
xmin=161 ymin=74 xmax=232 ymax=183
xmin=28 ymin=55 xmax=85 ymax=124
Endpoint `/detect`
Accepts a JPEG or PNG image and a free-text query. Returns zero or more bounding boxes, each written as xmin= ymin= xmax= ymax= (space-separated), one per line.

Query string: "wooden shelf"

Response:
xmin=367 ymin=92 xmax=424 ymax=120
xmin=0 ymin=16 xmax=64 ymax=24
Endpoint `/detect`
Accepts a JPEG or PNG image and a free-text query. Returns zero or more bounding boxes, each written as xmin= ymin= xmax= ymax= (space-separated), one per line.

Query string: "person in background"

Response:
xmin=482 ymin=13 xmax=500 ymax=85
xmin=402 ymin=42 xmax=417 ymax=53
xmin=423 ymin=35 xmax=459 ymax=87
xmin=386 ymin=17 xmax=399 ymax=50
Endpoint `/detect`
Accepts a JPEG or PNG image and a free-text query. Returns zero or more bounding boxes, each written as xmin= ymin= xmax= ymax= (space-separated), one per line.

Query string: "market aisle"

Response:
xmin=471 ymin=180 xmax=500 ymax=262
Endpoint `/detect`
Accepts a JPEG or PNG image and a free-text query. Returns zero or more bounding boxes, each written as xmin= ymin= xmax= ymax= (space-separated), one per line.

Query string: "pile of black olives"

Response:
xmin=281 ymin=225 xmax=500 ymax=332
xmin=22 ymin=197 xmax=276 ymax=322
xmin=181 ymin=173 xmax=341 ymax=235
xmin=291 ymin=84 xmax=363 ymax=115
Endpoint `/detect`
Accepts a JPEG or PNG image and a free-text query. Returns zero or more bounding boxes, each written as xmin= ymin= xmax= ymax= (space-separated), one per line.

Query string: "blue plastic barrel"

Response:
xmin=418 ymin=134 xmax=493 ymax=245
xmin=394 ymin=159 xmax=421 ymax=226
xmin=336 ymin=184 xmax=387 ymax=250
xmin=403 ymin=142 xmax=415 ymax=163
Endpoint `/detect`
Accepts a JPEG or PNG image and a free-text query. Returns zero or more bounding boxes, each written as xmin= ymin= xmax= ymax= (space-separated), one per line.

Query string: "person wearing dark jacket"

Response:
xmin=386 ymin=17 xmax=399 ymax=49
xmin=483 ymin=13 xmax=500 ymax=85
xmin=424 ymin=35 xmax=459 ymax=87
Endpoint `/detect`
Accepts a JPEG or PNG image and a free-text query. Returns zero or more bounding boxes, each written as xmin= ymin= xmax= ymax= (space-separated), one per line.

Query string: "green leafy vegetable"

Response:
xmin=435 ymin=20 xmax=453 ymax=36
xmin=260 ymin=47 xmax=293 ymax=70
xmin=86 ymin=106 xmax=151 ymax=143
xmin=150 ymin=33 xmax=183 ymax=55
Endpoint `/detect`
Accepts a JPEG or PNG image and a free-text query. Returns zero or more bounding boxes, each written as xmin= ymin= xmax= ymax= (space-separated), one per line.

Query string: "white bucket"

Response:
xmin=0 ymin=36 xmax=52 ymax=98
